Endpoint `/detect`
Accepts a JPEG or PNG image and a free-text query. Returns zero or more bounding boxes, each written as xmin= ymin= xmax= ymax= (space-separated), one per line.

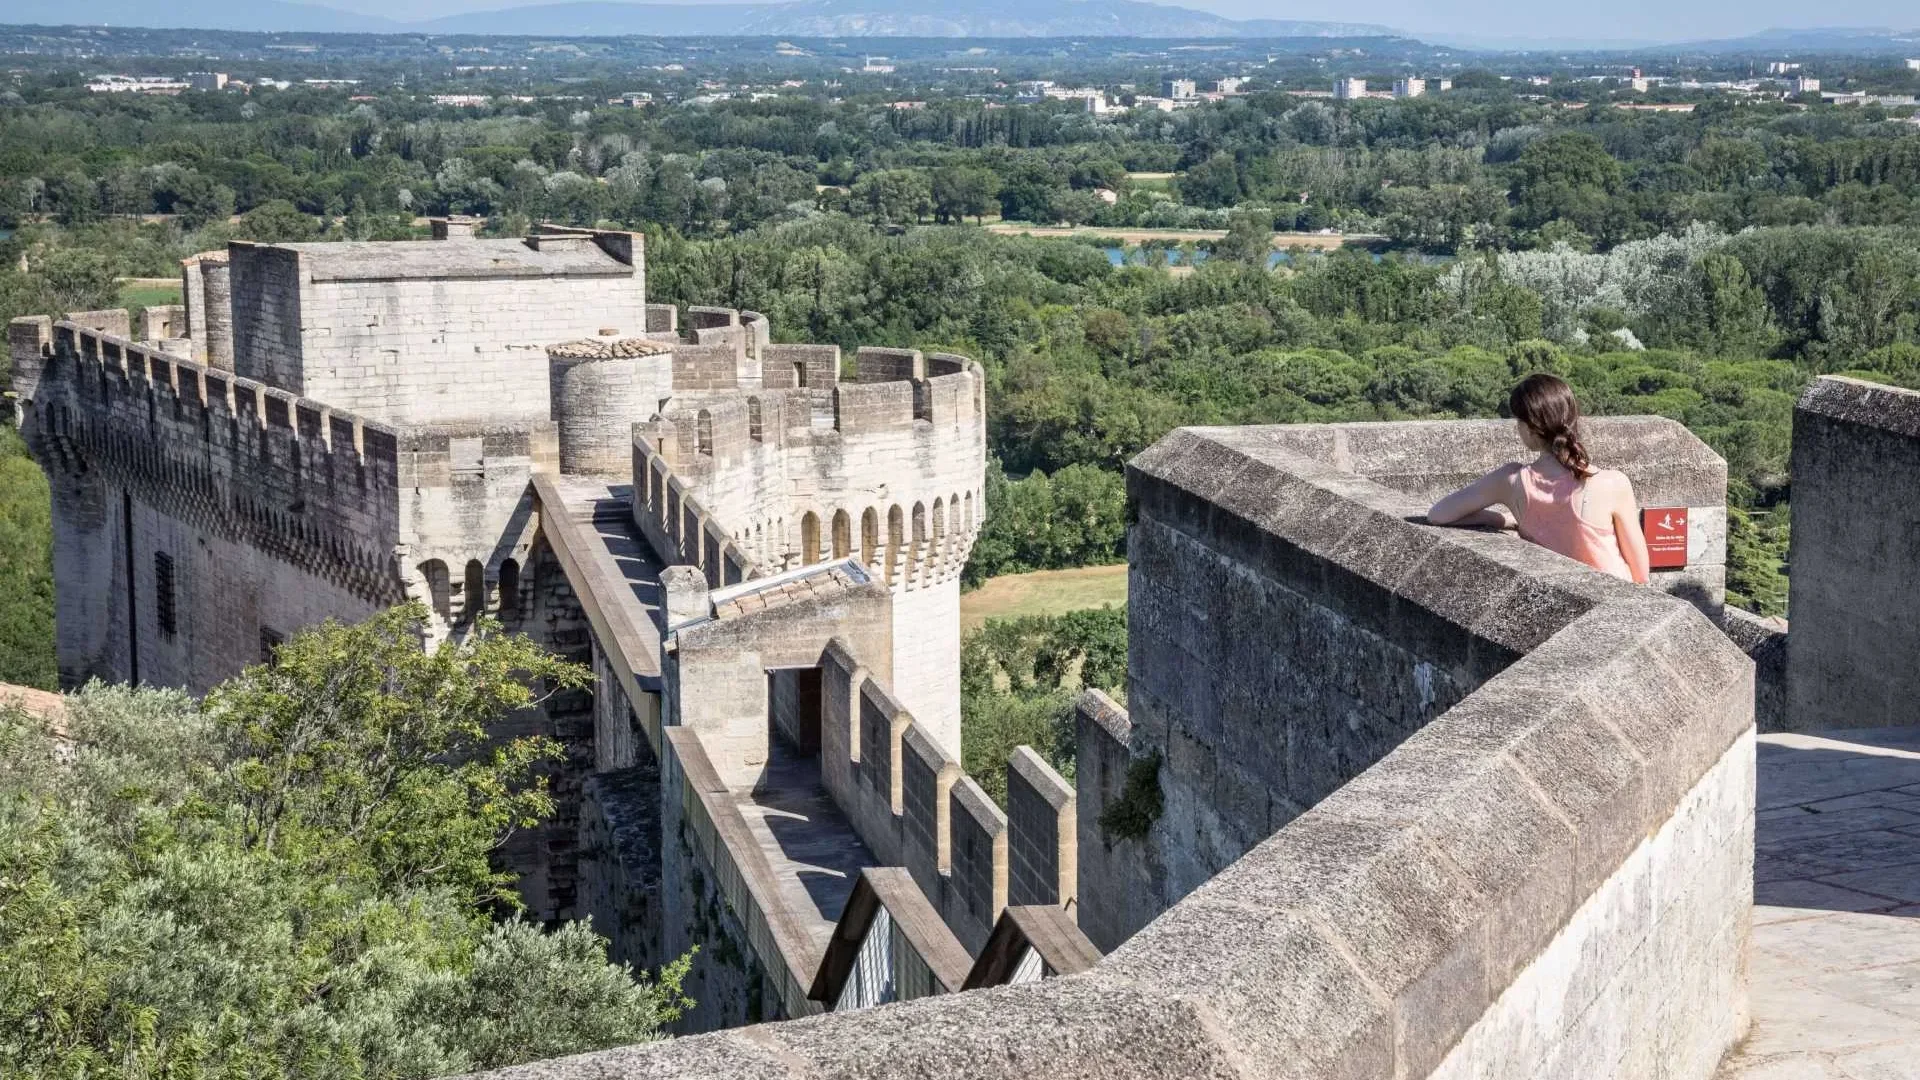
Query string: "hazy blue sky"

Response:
xmin=1189 ymin=0 xmax=1914 ymax=41
xmin=322 ymin=0 xmax=1918 ymax=43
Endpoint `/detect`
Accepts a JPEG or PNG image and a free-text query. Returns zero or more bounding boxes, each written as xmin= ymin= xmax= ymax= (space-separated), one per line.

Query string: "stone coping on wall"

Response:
xmin=458 ymin=423 xmax=1753 ymax=1080
xmin=808 ymin=867 xmax=974 ymax=1006
xmin=532 ymin=474 xmax=666 ymax=755
xmin=1797 ymin=374 xmax=1920 ymax=438
xmin=265 ymin=235 xmax=638 ymax=282
xmin=1211 ymin=416 xmax=1730 ymax=608
xmin=1236 ymin=416 xmax=1727 ymax=507
xmin=1783 ymin=376 xmax=1920 ymax=733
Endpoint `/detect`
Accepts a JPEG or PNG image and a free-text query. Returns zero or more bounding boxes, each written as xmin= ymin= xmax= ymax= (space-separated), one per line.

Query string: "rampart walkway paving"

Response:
xmin=732 ymin=736 xmax=877 ymax=963
xmin=1720 ymin=728 xmax=1920 ymax=1078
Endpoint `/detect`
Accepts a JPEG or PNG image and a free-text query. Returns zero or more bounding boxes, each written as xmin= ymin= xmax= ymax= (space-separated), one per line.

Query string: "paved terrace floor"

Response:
xmin=1720 ymin=727 xmax=1920 ymax=1079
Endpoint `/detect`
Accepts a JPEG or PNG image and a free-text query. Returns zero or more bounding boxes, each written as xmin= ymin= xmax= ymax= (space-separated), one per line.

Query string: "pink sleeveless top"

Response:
xmin=1515 ymin=465 xmax=1632 ymax=581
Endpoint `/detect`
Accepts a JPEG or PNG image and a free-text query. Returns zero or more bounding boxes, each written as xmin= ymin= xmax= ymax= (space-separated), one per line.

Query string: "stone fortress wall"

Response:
xmin=465 ymin=411 xmax=1763 ymax=1080
xmin=541 ymin=540 xmax=1074 ymax=1032
xmin=1774 ymin=377 xmax=1920 ymax=731
xmin=608 ymin=313 xmax=988 ymax=757
xmin=47 ymin=225 xmax=1920 ymax=1080
xmin=11 ymin=222 xmax=995 ymax=975
xmin=1087 ymin=416 xmax=1732 ymax=942
xmin=9 ymin=313 xmax=403 ymax=690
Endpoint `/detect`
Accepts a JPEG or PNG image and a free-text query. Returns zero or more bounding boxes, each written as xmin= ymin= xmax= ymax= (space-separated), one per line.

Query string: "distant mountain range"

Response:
xmin=5 ymin=0 xmax=1918 ymax=51
xmin=1675 ymin=25 xmax=1920 ymax=53
xmin=4 ymin=0 xmax=1398 ymax=38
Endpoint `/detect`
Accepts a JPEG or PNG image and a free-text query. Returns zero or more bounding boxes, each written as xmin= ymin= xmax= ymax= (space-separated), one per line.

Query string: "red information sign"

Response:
xmin=1642 ymin=507 xmax=1689 ymax=570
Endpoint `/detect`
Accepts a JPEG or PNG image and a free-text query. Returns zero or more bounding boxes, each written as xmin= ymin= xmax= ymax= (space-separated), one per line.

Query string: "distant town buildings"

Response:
xmin=1907 ymin=59 xmax=1920 ymax=72
xmin=1163 ymin=78 xmax=1197 ymax=99
xmin=430 ymin=94 xmax=492 ymax=107
xmin=1075 ymin=91 xmax=1111 ymax=114
xmin=616 ymin=91 xmax=653 ymax=107
xmin=1629 ymin=77 xmax=1651 ymax=93
xmin=1768 ymin=62 xmax=1802 ymax=75
xmin=1821 ymin=90 xmax=1920 ymax=107
xmin=863 ymin=56 xmax=895 ymax=74
xmin=1215 ymin=77 xmax=1246 ymax=95
xmin=1333 ymin=77 xmax=1366 ymax=100
xmin=186 ymin=72 xmax=228 ymax=91
xmin=86 ymin=75 xmax=188 ymax=94
xmin=1790 ymin=76 xmax=1821 ymax=94
xmin=1393 ymin=77 xmax=1424 ymax=98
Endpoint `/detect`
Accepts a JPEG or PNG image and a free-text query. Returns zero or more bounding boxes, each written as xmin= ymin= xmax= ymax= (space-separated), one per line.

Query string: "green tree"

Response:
xmin=236 ymin=199 xmax=321 ymax=243
xmin=1178 ymin=152 xmax=1242 ymax=209
xmin=206 ymin=605 xmax=587 ymax=903
xmin=931 ymin=166 xmax=1000 ymax=224
xmin=1511 ymin=132 xmax=1627 ymax=243
xmin=1696 ymin=253 xmax=1776 ymax=356
xmin=1216 ymin=207 xmax=1275 ymax=267
xmin=0 ymin=612 xmax=687 ymax=1080
xmin=30 ymin=247 xmax=118 ymax=315
xmin=0 ymin=427 xmax=52 ymax=688
xmin=850 ymin=169 xmax=932 ymax=226
xmin=1726 ymin=505 xmax=1789 ymax=616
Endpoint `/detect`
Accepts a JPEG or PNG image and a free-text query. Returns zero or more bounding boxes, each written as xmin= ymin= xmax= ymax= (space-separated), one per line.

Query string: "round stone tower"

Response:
xmin=548 ymin=336 xmax=673 ymax=477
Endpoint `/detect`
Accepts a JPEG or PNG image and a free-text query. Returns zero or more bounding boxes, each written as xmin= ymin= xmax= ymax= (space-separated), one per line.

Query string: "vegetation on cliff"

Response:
xmin=0 ymin=607 xmax=689 ymax=1079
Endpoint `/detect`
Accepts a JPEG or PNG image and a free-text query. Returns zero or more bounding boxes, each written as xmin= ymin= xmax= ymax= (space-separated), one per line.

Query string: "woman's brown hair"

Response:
xmin=1509 ymin=373 xmax=1594 ymax=477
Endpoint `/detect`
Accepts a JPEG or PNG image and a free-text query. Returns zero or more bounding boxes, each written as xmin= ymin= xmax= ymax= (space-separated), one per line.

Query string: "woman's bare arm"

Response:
xmin=1608 ymin=474 xmax=1652 ymax=584
xmin=1428 ymin=464 xmax=1521 ymax=529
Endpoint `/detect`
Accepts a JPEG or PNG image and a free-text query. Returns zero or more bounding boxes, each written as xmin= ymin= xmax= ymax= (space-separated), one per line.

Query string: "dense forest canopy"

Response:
xmin=2 ymin=55 xmax=1916 ymax=662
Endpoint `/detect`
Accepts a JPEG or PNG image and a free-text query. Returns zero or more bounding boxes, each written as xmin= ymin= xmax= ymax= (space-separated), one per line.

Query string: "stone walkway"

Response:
xmin=1720 ymin=729 xmax=1920 ymax=1078
xmin=731 ymin=735 xmax=875 ymax=962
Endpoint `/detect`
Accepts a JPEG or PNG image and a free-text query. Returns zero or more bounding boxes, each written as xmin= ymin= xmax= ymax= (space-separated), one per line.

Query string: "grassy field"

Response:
xmin=960 ymin=564 xmax=1128 ymax=631
xmin=118 ymin=279 xmax=183 ymax=311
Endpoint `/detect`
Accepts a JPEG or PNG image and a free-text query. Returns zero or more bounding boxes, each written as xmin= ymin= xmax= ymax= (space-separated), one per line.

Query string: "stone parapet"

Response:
xmin=1784 ymin=376 xmax=1920 ymax=731
xmin=1005 ymin=746 xmax=1075 ymax=908
xmin=467 ymin=420 xmax=1753 ymax=1080
xmin=1719 ymin=606 xmax=1788 ymax=733
xmin=662 ymin=726 xmax=822 ymax=1023
xmin=1235 ymin=416 xmax=1729 ymax=611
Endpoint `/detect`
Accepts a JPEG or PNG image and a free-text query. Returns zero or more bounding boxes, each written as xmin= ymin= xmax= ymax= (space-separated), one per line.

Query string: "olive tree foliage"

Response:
xmin=0 ymin=606 xmax=690 ymax=1080
xmin=1449 ymin=224 xmax=1735 ymax=341
xmin=959 ymin=606 xmax=1124 ymax=805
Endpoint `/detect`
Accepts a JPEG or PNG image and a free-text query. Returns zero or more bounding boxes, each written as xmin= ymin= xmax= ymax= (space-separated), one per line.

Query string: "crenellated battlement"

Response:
xmin=816 ymin=643 xmax=1072 ymax=956
xmin=21 ymin=315 xmax=404 ymax=603
xmin=661 ymin=561 xmax=1073 ymax=1017
xmin=18 ymin=232 xmax=993 ymax=1043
